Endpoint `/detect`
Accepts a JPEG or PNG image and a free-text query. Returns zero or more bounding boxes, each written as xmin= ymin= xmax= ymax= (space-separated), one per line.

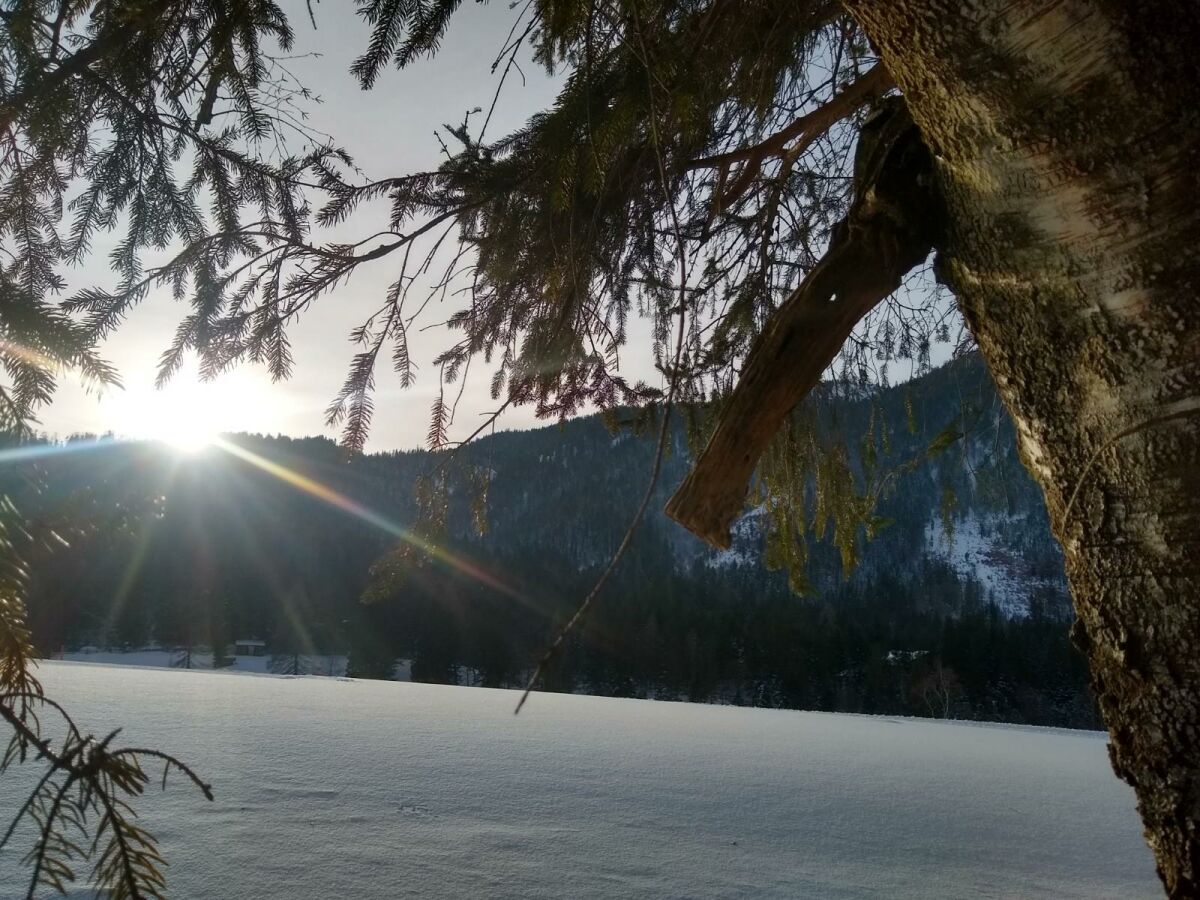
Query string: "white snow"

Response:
xmin=706 ymin=505 xmax=766 ymax=569
xmin=925 ymin=511 xmax=1050 ymax=617
xmin=884 ymin=650 xmax=929 ymax=663
xmin=0 ymin=662 xmax=1159 ymax=899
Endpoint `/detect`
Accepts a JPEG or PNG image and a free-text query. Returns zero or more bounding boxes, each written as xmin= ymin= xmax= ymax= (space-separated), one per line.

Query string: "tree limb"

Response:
xmin=666 ymin=103 xmax=938 ymax=548
xmin=688 ymin=62 xmax=893 ymax=181
xmin=0 ymin=2 xmax=172 ymax=132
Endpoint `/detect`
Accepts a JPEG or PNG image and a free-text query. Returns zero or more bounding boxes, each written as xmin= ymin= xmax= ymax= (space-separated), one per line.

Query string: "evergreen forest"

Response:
xmin=9 ymin=355 xmax=1096 ymax=728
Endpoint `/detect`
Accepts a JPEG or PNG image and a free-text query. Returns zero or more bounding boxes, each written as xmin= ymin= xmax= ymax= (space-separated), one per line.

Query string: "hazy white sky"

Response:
xmin=37 ymin=2 xmax=950 ymax=452
xmin=40 ymin=1 xmax=664 ymax=451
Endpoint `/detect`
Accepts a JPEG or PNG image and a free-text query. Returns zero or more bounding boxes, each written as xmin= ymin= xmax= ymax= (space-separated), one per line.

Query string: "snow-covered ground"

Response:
xmin=1 ymin=662 xmax=1159 ymax=899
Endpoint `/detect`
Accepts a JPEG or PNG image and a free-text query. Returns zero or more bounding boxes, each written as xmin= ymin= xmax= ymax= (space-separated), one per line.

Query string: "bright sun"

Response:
xmin=106 ymin=367 xmax=273 ymax=453
xmin=136 ymin=379 xmax=223 ymax=452
xmin=159 ymin=408 xmax=220 ymax=453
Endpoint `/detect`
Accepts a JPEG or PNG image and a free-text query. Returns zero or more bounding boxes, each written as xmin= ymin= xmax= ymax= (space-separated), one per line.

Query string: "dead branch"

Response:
xmin=666 ymin=102 xmax=939 ymax=548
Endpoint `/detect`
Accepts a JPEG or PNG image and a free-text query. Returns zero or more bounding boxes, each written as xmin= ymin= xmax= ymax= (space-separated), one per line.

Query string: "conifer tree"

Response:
xmin=210 ymin=612 xmax=233 ymax=669
xmin=0 ymin=1 xmax=1197 ymax=894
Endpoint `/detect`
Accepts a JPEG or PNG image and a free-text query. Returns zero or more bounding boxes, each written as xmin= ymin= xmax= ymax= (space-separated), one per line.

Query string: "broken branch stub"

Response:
xmin=665 ymin=103 xmax=942 ymax=547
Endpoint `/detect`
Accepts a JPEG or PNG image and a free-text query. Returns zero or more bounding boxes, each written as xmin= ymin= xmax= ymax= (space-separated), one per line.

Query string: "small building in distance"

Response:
xmin=234 ymin=638 xmax=267 ymax=657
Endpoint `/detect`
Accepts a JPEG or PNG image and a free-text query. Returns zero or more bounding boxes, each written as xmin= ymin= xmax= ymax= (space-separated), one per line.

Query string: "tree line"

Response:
xmin=9 ymin=357 xmax=1096 ymax=728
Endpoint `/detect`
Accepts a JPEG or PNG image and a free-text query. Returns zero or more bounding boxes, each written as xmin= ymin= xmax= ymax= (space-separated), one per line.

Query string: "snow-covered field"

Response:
xmin=1 ymin=662 xmax=1160 ymax=899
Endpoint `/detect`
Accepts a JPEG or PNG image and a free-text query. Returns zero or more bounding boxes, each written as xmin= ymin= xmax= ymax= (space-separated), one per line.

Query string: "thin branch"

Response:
xmin=0 ymin=4 xmax=168 ymax=131
xmin=515 ymin=0 xmax=692 ymax=714
xmin=690 ymin=64 xmax=890 ymax=170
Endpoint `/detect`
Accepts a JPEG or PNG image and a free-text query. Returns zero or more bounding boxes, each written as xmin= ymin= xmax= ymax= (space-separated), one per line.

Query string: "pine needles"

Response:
xmin=0 ymin=690 xmax=212 ymax=899
xmin=0 ymin=5 xmax=982 ymax=881
xmin=0 ymin=459 xmax=211 ymax=898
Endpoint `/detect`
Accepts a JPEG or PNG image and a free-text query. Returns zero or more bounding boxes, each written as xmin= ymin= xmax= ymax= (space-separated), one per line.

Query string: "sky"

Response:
xmin=39 ymin=1 xmax=663 ymax=452
xmin=36 ymin=2 xmax=951 ymax=454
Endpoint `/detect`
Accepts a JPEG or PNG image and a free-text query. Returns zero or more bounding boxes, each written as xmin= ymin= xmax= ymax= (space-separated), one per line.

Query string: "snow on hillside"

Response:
xmin=925 ymin=511 xmax=1050 ymax=618
xmin=0 ymin=663 xmax=1158 ymax=899
xmin=705 ymin=505 xmax=766 ymax=569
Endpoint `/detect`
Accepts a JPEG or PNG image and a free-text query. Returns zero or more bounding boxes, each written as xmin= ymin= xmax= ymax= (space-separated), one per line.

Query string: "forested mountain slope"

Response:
xmin=451 ymin=351 xmax=1069 ymax=620
xmin=9 ymin=354 xmax=1091 ymax=725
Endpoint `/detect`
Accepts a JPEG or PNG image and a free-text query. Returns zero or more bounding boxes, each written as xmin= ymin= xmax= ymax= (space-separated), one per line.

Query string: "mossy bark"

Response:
xmin=842 ymin=1 xmax=1200 ymax=894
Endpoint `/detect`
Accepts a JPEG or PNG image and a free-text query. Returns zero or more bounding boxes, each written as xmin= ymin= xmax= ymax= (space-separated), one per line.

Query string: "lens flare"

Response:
xmin=210 ymin=436 xmax=524 ymax=602
xmin=0 ymin=437 xmax=113 ymax=465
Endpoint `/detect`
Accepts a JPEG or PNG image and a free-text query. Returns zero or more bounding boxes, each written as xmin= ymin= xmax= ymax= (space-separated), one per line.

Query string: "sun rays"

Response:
xmin=209 ymin=436 xmax=526 ymax=604
xmin=0 ymin=427 xmax=530 ymax=653
xmin=106 ymin=373 xmax=256 ymax=452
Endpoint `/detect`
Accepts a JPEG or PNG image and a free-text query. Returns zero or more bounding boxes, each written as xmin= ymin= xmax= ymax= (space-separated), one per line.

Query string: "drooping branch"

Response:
xmin=666 ymin=100 xmax=940 ymax=547
xmin=689 ymin=64 xmax=893 ymax=171
xmin=0 ymin=1 xmax=174 ymax=132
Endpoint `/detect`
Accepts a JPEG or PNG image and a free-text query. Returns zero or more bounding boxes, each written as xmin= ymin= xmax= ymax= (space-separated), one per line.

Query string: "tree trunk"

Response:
xmin=668 ymin=101 xmax=940 ymax=545
xmin=664 ymin=196 xmax=932 ymax=546
xmin=841 ymin=2 xmax=1200 ymax=894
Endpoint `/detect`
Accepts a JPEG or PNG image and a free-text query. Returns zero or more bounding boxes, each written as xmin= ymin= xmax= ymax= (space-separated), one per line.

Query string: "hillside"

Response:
xmin=7 ymin=354 xmax=1092 ymax=725
xmin=440 ymin=351 xmax=1069 ymax=618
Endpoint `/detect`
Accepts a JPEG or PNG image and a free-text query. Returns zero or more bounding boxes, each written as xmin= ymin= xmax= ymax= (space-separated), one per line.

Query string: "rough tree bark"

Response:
xmin=678 ymin=1 xmax=1200 ymax=893
xmin=840 ymin=4 xmax=1200 ymax=894
xmin=669 ymin=1 xmax=1198 ymax=892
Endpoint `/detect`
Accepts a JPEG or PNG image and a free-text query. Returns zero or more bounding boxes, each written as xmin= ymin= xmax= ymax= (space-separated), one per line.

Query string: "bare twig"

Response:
xmin=515 ymin=2 xmax=692 ymax=714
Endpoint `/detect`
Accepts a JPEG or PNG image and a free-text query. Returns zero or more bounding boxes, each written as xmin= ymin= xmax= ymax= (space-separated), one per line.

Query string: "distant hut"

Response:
xmin=234 ymin=638 xmax=266 ymax=657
